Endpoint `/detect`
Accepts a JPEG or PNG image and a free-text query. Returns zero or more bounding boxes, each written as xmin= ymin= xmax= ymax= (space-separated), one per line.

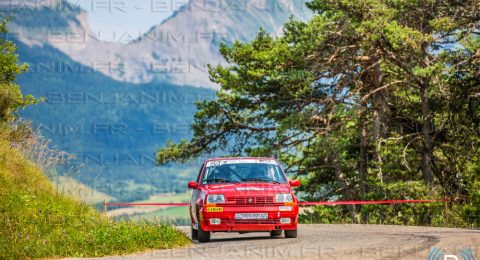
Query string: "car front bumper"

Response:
xmin=199 ymin=204 xmax=298 ymax=232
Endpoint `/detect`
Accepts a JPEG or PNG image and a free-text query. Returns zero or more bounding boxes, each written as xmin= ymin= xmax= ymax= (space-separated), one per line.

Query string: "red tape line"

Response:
xmin=298 ymin=199 xmax=447 ymax=206
xmin=106 ymin=203 xmax=190 ymax=207
xmin=105 ymin=199 xmax=446 ymax=207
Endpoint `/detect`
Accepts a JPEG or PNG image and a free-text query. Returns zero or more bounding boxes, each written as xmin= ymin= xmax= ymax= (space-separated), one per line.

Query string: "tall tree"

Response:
xmin=157 ymin=0 xmax=480 ymax=223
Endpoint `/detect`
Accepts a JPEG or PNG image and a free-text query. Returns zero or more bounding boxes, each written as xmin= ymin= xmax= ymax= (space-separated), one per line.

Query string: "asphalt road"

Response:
xmin=73 ymin=224 xmax=479 ymax=260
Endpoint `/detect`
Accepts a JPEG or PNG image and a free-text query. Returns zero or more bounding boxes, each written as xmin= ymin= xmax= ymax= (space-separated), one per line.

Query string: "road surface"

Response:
xmin=72 ymin=224 xmax=479 ymax=259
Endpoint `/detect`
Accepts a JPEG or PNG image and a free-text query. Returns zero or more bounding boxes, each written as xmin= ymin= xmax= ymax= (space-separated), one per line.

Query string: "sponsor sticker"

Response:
xmin=206 ymin=159 xmax=278 ymax=167
xmin=235 ymin=187 xmax=265 ymax=191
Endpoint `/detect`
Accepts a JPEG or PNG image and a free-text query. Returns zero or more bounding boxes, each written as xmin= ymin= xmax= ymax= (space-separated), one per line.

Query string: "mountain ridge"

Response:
xmin=6 ymin=0 xmax=312 ymax=88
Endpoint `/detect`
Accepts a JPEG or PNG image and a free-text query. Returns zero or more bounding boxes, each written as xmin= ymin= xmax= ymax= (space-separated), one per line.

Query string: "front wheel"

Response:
xmin=198 ymin=223 xmax=211 ymax=243
xmin=270 ymin=230 xmax=282 ymax=237
xmin=191 ymin=225 xmax=198 ymax=240
xmin=285 ymin=229 xmax=297 ymax=238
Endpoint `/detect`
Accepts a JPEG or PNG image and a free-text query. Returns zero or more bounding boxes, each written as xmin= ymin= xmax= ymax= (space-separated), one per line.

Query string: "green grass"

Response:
xmin=138 ymin=192 xmax=191 ymax=203
xmin=112 ymin=192 xmax=191 ymax=224
xmin=136 ymin=207 xmax=190 ymax=220
xmin=0 ymin=139 xmax=190 ymax=259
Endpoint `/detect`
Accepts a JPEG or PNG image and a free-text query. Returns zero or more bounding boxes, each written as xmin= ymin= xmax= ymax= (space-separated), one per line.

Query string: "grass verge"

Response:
xmin=0 ymin=139 xmax=190 ymax=259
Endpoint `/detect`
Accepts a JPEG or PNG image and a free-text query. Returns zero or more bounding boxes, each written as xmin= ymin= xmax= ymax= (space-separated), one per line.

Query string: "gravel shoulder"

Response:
xmin=70 ymin=224 xmax=480 ymax=260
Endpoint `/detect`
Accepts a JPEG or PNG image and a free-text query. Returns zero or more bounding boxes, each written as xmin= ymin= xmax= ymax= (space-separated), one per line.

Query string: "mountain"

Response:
xmin=0 ymin=0 xmax=312 ymax=201
xmin=13 ymin=39 xmax=209 ymax=201
xmin=5 ymin=0 xmax=312 ymax=88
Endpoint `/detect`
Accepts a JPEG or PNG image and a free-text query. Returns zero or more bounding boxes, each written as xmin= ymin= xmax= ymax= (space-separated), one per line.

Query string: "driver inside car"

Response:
xmin=249 ymin=165 xmax=275 ymax=181
xmin=209 ymin=166 xmax=232 ymax=183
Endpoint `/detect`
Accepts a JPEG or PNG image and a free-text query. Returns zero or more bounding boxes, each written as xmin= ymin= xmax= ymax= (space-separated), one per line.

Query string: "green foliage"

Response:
xmin=361 ymin=181 xmax=441 ymax=225
xmin=0 ymin=19 xmax=37 ymax=122
xmin=156 ymin=140 xmax=195 ymax=165
xmin=300 ymin=206 xmax=351 ymax=224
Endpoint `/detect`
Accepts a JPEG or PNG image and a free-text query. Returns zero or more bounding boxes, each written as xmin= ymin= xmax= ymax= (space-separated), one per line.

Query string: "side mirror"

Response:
xmin=289 ymin=180 xmax=300 ymax=187
xmin=188 ymin=181 xmax=199 ymax=189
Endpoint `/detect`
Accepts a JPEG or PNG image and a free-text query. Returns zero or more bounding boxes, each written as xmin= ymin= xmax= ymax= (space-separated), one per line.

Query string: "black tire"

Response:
xmin=285 ymin=229 xmax=297 ymax=238
xmin=198 ymin=223 xmax=211 ymax=243
xmin=191 ymin=225 xmax=198 ymax=240
xmin=270 ymin=230 xmax=282 ymax=237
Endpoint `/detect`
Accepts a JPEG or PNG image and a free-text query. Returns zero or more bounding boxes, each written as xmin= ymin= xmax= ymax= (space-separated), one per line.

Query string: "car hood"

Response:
xmin=203 ymin=182 xmax=291 ymax=196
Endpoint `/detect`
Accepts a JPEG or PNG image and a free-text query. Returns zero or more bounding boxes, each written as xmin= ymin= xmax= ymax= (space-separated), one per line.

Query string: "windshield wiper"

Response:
xmin=205 ymin=178 xmax=239 ymax=184
xmin=241 ymin=178 xmax=281 ymax=184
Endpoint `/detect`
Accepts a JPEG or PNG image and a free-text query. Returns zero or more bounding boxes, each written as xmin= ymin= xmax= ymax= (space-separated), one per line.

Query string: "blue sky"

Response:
xmin=67 ymin=0 xmax=187 ymax=38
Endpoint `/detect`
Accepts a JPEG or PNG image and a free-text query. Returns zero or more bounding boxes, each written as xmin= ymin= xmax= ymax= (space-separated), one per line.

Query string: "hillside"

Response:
xmin=0 ymin=136 xmax=189 ymax=258
xmin=13 ymin=39 xmax=208 ymax=201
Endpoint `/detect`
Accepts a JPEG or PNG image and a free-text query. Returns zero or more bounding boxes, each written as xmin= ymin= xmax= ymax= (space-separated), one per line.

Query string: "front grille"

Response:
xmin=227 ymin=196 xmax=274 ymax=205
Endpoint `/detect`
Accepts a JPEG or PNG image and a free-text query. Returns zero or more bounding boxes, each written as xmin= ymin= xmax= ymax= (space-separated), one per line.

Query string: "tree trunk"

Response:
xmin=420 ymin=81 xmax=433 ymax=187
xmin=370 ymin=55 xmax=388 ymax=183
xmin=359 ymin=98 xmax=369 ymax=223
xmin=330 ymin=150 xmax=358 ymax=223
xmin=359 ymin=99 xmax=368 ymax=196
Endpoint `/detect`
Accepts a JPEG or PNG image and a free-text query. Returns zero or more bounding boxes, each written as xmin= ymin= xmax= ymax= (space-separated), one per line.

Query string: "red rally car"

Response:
xmin=187 ymin=157 xmax=300 ymax=242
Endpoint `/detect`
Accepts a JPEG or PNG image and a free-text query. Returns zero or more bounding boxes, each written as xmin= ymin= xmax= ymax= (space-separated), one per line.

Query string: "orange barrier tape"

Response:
xmin=106 ymin=202 xmax=190 ymax=206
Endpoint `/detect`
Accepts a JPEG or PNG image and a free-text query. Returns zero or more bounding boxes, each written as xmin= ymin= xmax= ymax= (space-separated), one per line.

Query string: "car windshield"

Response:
xmin=201 ymin=162 xmax=287 ymax=184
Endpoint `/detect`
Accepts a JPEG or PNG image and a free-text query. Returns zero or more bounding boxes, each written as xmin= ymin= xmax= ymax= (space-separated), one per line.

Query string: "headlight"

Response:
xmin=275 ymin=193 xmax=293 ymax=203
xmin=206 ymin=194 xmax=225 ymax=204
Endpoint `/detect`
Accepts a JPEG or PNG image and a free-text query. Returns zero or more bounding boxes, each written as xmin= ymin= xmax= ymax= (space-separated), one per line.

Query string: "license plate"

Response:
xmin=234 ymin=213 xmax=268 ymax=220
xmin=206 ymin=207 xmax=223 ymax=212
